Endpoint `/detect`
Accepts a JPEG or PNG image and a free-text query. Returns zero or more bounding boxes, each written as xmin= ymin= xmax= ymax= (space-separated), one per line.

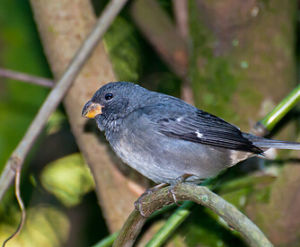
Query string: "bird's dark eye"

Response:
xmin=105 ymin=93 xmax=114 ymax=101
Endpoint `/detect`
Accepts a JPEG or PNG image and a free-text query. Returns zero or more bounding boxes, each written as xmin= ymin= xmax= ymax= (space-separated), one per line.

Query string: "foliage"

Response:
xmin=41 ymin=153 xmax=94 ymax=207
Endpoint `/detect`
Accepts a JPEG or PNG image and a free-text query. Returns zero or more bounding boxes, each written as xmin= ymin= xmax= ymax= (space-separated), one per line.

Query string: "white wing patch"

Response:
xmin=195 ymin=131 xmax=203 ymax=138
xmin=176 ymin=116 xmax=184 ymax=122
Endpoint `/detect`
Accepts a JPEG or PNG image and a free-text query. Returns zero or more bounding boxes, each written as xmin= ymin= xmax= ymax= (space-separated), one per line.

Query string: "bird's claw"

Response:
xmin=168 ymin=186 xmax=182 ymax=206
xmin=134 ymin=190 xmax=152 ymax=217
xmin=168 ymin=174 xmax=194 ymax=206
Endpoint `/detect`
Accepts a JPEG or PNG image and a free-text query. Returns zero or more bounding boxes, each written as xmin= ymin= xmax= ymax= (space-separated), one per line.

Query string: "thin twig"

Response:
xmin=113 ymin=184 xmax=273 ymax=247
xmin=2 ymin=167 xmax=26 ymax=247
xmin=0 ymin=68 xmax=53 ymax=88
xmin=0 ymin=0 xmax=128 ymax=201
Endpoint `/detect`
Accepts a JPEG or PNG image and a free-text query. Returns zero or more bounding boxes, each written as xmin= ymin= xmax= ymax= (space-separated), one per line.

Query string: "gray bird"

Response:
xmin=82 ymin=81 xmax=300 ymax=185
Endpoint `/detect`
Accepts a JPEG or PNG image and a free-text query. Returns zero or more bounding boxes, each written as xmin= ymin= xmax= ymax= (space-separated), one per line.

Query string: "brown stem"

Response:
xmin=2 ymin=167 xmax=26 ymax=247
xmin=113 ymin=211 xmax=146 ymax=247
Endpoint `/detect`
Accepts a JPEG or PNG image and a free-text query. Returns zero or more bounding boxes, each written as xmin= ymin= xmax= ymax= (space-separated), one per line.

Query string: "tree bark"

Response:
xmin=30 ymin=0 xmax=140 ymax=231
xmin=189 ymin=0 xmax=296 ymax=129
xmin=190 ymin=0 xmax=299 ymax=245
xmin=246 ymin=156 xmax=300 ymax=246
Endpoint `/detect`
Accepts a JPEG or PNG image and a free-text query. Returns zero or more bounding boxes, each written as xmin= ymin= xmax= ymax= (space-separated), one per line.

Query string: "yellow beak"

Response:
xmin=82 ymin=101 xmax=103 ymax=119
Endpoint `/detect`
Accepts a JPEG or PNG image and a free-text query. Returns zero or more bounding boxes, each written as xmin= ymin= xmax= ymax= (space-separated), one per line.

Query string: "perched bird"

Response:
xmin=82 ymin=81 xmax=300 ymax=185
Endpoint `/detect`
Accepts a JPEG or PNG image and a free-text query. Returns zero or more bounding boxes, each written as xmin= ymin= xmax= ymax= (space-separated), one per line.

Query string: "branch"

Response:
xmin=0 ymin=0 xmax=128 ymax=200
xmin=113 ymin=211 xmax=147 ymax=247
xmin=255 ymin=83 xmax=300 ymax=135
xmin=95 ymin=174 xmax=275 ymax=246
xmin=114 ymin=184 xmax=273 ymax=247
xmin=0 ymin=68 xmax=53 ymax=88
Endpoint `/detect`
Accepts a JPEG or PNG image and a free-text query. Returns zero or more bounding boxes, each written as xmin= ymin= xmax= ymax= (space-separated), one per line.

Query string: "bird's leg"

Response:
xmin=168 ymin=174 xmax=194 ymax=205
xmin=134 ymin=183 xmax=168 ymax=217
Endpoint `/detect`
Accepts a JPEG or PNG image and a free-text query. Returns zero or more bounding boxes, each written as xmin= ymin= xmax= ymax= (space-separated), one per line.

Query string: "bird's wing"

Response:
xmin=145 ymin=106 xmax=262 ymax=154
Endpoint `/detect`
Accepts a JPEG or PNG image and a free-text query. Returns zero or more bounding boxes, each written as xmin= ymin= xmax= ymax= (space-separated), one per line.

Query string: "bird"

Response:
xmin=82 ymin=81 xmax=300 ymax=185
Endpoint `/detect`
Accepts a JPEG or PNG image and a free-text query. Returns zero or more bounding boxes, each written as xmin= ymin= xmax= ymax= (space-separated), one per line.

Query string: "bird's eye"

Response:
xmin=104 ymin=93 xmax=114 ymax=101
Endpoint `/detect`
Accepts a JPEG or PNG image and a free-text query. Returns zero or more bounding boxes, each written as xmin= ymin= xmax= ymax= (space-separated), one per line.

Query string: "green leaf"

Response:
xmin=40 ymin=153 xmax=95 ymax=207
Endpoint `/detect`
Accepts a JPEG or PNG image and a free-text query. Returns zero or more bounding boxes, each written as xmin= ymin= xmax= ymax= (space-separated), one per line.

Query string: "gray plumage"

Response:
xmin=82 ymin=82 xmax=300 ymax=184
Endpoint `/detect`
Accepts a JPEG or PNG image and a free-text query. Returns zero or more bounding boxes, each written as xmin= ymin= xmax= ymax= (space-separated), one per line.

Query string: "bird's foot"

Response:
xmin=134 ymin=183 xmax=168 ymax=217
xmin=168 ymin=174 xmax=193 ymax=206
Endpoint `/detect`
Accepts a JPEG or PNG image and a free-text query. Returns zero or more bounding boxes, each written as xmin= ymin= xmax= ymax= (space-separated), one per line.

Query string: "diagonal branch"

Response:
xmin=113 ymin=184 xmax=273 ymax=247
xmin=0 ymin=0 xmax=128 ymax=200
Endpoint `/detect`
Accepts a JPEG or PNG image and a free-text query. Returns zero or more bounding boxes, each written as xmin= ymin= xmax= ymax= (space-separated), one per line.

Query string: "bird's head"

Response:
xmin=82 ymin=82 xmax=149 ymax=128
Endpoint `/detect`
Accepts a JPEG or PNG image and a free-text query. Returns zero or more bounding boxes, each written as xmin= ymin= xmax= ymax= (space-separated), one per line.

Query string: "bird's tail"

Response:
xmin=243 ymin=133 xmax=300 ymax=150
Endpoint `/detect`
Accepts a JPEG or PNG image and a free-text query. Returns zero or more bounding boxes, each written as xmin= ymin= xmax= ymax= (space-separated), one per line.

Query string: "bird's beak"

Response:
xmin=82 ymin=100 xmax=103 ymax=119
